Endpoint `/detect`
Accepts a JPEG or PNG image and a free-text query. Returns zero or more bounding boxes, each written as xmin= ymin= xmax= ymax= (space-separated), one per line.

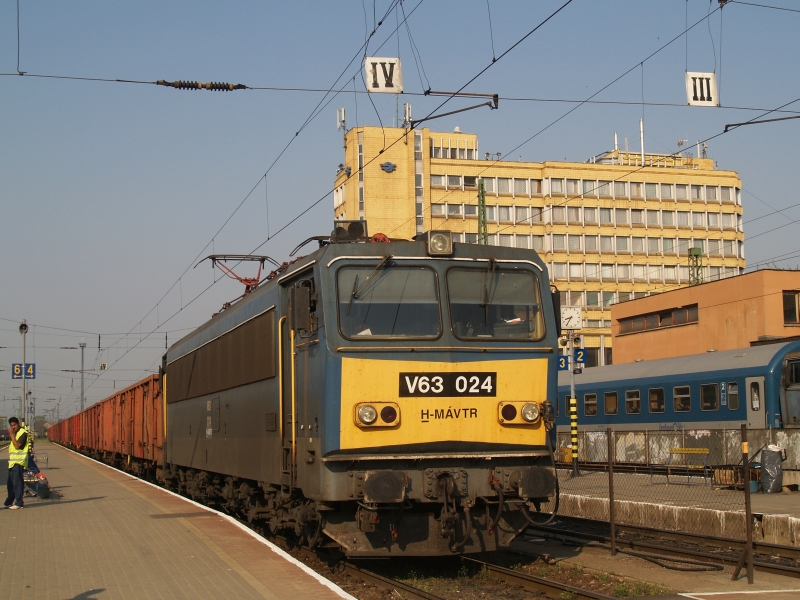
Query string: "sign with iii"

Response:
xmin=685 ymin=72 xmax=719 ymax=107
xmin=365 ymin=57 xmax=403 ymax=93
xmin=12 ymin=363 xmax=36 ymax=379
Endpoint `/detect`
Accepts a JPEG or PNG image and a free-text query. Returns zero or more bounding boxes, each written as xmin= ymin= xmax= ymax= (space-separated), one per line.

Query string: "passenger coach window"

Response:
xmin=701 ymin=384 xmax=719 ymax=411
xmin=728 ymin=382 xmax=739 ymax=410
xmin=337 ymin=266 xmax=441 ymax=338
xmin=604 ymin=392 xmax=618 ymax=415
xmin=750 ymin=382 xmax=761 ymax=410
xmin=625 ymin=390 xmax=641 ymax=414
xmin=447 ymin=268 xmax=545 ymax=340
xmin=584 ymin=394 xmax=597 ymax=416
xmin=674 ymin=386 xmax=691 ymax=412
xmin=649 ymin=388 xmax=665 ymax=413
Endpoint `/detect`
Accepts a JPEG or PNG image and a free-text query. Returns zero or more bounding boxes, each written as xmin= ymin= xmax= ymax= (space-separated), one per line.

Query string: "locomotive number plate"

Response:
xmin=399 ymin=372 xmax=496 ymax=397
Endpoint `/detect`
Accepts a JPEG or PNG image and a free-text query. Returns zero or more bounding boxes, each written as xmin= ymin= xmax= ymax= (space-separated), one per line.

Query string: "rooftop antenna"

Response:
xmin=702 ymin=142 xmax=708 ymax=158
xmin=403 ymin=102 xmax=412 ymax=128
xmin=337 ymin=107 xmax=346 ymax=150
xmin=677 ymin=139 xmax=687 ymax=157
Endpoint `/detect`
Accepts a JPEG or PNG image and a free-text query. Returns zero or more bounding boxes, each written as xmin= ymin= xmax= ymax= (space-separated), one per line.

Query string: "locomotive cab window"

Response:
xmin=649 ymin=388 xmax=665 ymax=413
xmin=701 ymin=383 xmax=719 ymax=411
xmin=447 ymin=267 xmax=545 ymax=340
xmin=584 ymin=393 xmax=597 ymax=416
xmin=625 ymin=390 xmax=641 ymax=414
xmin=604 ymin=391 xmax=618 ymax=415
xmin=728 ymin=382 xmax=739 ymax=410
xmin=673 ymin=386 xmax=691 ymax=412
xmin=337 ymin=265 xmax=441 ymax=339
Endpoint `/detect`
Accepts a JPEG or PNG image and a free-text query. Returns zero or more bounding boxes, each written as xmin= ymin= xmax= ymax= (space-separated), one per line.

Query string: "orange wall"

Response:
xmin=611 ymin=270 xmax=800 ymax=363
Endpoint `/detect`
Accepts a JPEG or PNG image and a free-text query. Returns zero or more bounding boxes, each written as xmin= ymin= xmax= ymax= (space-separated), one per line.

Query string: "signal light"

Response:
xmin=500 ymin=403 xmax=517 ymax=421
xmin=380 ymin=405 xmax=397 ymax=424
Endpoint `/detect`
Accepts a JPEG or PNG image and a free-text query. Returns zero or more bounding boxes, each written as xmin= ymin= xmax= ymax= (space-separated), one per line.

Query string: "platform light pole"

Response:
xmin=79 ymin=338 xmax=87 ymax=412
xmin=19 ymin=320 xmax=28 ymax=422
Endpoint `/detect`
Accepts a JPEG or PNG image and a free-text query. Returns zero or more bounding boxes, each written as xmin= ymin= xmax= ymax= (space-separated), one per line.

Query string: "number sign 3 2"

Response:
xmin=399 ymin=372 xmax=496 ymax=397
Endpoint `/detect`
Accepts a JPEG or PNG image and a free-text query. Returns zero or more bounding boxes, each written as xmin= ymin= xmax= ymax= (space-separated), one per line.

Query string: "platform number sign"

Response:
xmin=573 ymin=349 xmax=586 ymax=366
xmin=12 ymin=363 xmax=36 ymax=379
xmin=365 ymin=57 xmax=403 ymax=93
xmin=558 ymin=356 xmax=569 ymax=371
xmin=685 ymin=72 xmax=719 ymax=107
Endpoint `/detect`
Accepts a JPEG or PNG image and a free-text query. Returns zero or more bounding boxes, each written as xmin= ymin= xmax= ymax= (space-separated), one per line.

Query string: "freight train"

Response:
xmin=49 ymin=223 xmax=560 ymax=557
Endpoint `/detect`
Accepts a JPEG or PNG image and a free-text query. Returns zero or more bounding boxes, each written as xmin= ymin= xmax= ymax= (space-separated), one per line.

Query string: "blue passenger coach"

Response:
xmin=556 ymin=342 xmax=800 ymax=432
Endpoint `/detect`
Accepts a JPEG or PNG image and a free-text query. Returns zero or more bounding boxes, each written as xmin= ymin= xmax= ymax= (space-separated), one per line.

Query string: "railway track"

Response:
xmin=524 ymin=515 xmax=800 ymax=579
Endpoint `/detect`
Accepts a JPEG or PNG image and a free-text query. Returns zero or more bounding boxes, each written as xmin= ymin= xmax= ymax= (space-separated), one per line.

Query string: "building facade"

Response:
xmin=333 ymin=126 xmax=746 ymax=365
xmin=610 ymin=270 xmax=800 ymax=363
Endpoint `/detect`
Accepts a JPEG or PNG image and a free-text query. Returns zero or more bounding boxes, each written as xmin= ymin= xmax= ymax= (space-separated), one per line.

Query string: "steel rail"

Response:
xmin=461 ymin=556 xmax=616 ymax=600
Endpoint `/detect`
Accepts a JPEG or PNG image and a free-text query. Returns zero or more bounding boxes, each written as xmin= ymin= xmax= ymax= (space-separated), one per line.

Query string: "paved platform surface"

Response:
xmin=1 ymin=441 xmax=354 ymax=600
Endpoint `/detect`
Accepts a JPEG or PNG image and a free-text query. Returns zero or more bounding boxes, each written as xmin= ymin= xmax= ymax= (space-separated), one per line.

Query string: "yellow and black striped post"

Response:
xmin=570 ymin=397 xmax=579 ymax=476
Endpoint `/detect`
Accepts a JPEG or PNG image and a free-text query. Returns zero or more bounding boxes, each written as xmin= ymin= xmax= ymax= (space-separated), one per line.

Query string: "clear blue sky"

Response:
xmin=1 ymin=1 xmax=798 ymax=416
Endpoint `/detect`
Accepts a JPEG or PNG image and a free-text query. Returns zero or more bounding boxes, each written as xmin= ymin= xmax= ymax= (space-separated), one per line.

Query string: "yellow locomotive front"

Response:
xmin=309 ymin=231 xmax=559 ymax=556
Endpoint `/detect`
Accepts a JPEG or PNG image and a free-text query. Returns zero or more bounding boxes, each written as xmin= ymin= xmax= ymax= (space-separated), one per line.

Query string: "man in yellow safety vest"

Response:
xmin=3 ymin=417 xmax=29 ymax=509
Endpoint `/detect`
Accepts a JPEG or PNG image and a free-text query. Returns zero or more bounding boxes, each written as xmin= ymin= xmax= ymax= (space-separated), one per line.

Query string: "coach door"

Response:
xmin=745 ymin=376 xmax=766 ymax=429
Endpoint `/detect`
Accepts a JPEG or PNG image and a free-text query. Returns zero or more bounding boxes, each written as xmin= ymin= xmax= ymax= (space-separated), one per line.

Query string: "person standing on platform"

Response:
xmin=3 ymin=417 xmax=29 ymax=509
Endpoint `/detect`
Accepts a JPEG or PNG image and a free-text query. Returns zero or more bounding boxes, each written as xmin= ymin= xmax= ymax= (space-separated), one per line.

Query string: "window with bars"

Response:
xmin=600 ymin=208 xmax=612 ymax=224
xmin=662 ymin=211 xmax=675 ymax=226
xmin=584 ymin=207 xmax=597 ymax=223
xmin=615 ymin=208 xmax=629 ymax=225
xmin=646 ymin=183 xmax=658 ymax=198
xmin=568 ymin=235 xmax=582 ymax=251
xmin=498 ymin=178 xmax=511 ymax=194
xmin=647 ymin=237 xmax=660 ymax=253
xmin=532 ymin=236 xmax=544 ymax=251
xmin=552 ymin=234 xmax=566 ymax=251
xmin=568 ymin=206 xmax=581 ymax=223
xmin=550 ymin=178 xmax=563 ymax=194
xmin=600 ymin=236 xmax=613 ymax=252
xmin=632 ymin=237 xmax=645 ymax=253
xmin=515 ymin=206 xmax=528 ymax=223
xmin=646 ymin=210 xmax=660 ymax=226
xmin=552 ymin=206 xmax=566 ymax=223
xmin=631 ymin=209 xmax=644 ymax=225
xmin=514 ymin=179 xmax=527 ymax=195
xmin=616 ymin=236 xmax=629 ymax=252
xmin=661 ymin=184 xmax=673 ymax=199
xmin=614 ymin=181 xmax=627 ymax=197
xmin=676 ymin=184 xmax=688 ymax=200
xmin=585 ymin=236 xmax=597 ymax=251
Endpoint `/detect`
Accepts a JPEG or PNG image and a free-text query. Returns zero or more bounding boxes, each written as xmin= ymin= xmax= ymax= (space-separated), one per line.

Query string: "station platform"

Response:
xmin=0 ymin=441 xmax=355 ymax=600
xmin=557 ymin=470 xmax=800 ymax=545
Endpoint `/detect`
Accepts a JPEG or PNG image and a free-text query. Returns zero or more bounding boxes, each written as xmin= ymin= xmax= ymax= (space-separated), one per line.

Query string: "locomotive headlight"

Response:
xmin=521 ymin=403 xmax=540 ymax=422
xmin=427 ymin=230 xmax=453 ymax=256
xmin=358 ymin=405 xmax=378 ymax=425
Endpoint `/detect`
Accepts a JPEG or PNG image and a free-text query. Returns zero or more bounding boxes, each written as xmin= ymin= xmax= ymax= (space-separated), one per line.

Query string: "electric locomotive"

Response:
xmin=160 ymin=224 xmax=559 ymax=556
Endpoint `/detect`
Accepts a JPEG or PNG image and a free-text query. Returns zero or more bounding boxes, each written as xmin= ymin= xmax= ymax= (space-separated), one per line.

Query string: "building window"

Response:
xmin=721 ymin=187 xmax=733 ymax=202
xmin=584 ymin=207 xmax=597 ymax=224
xmin=615 ymin=208 xmax=628 ymax=225
xmin=486 ymin=206 xmax=496 ymax=221
xmin=626 ymin=390 xmax=641 ymax=414
xmin=647 ymin=237 xmax=660 ymax=254
xmin=649 ymin=388 xmax=665 ymax=413
xmin=721 ymin=213 xmax=734 ymax=229
xmin=708 ymin=239 xmax=720 ymax=255
xmin=600 ymin=236 xmax=613 ymax=253
xmin=603 ymin=291 xmax=615 ymax=307
xmin=662 ymin=211 xmax=675 ymax=227
xmin=585 ymin=393 xmax=598 ymax=416
xmin=722 ymin=239 xmax=734 ymax=256
xmin=498 ymin=206 xmax=511 ymax=222
xmin=585 ymin=264 xmax=599 ymax=280
xmin=604 ymin=392 xmax=618 ymax=415
xmin=552 ymin=263 xmax=566 ymax=279
xmin=661 ymin=184 xmax=672 ymax=199
xmin=430 ymin=174 xmax=444 ymax=187
xmin=531 ymin=207 xmax=542 ymax=222
xmin=663 ymin=238 xmax=675 ymax=254
xmin=585 ymin=236 xmax=598 ymax=252
xmin=515 ymin=235 xmax=529 ymax=249
xmin=515 ymin=206 xmax=529 ymax=224
xmin=552 ymin=206 xmax=566 ymax=223
xmin=674 ymin=386 xmax=691 ymax=412
xmin=567 ymin=206 xmax=581 ymax=223
xmin=618 ymin=291 xmax=631 ymax=302
xmin=633 ymin=265 xmax=647 ymax=281
xmin=550 ymin=178 xmax=563 ymax=194
xmin=568 ymin=235 xmax=582 ymax=252
xmin=645 ymin=183 xmax=658 ymax=199
xmin=568 ymin=263 xmax=583 ymax=280
xmin=498 ymin=178 xmax=511 ymax=194
xmin=678 ymin=211 xmax=690 ymax=227
xmin=646 ymin=210 xmax=659 ymax=226
xmin=676 ymin=184 xmax=688 ymax=200
xmin=617 ymin=265 xmax=630 ymax=280
xmin=632 ymin=237 xmax=645 ymax=253
xmin=630 ymin=182 xmax=643 ymax=198
xmin=552 ymin=234 xmax=566 ymax=251
xmin=691 ymin=185 xmax=703 ymax=200
xmin=631 ymin=209 xmax=644 ymax=225
xmin=692 ymin=212 xmax=705 ymax=228
xmin=532 ymin=236 xmax=544 ymax=251
xmin=616 ymin=236 xmax=629 ymax=252
xmin=483 ymin=178 xmax=495 ymax=193
xmin=618 ymin=304 xmax=699 ymax=333
xmin=598 ymin=181 xmax=610 ymax=196
xmin=784 ymin=292 xmax=800 ymax=324
xmin=601 ymin=263 xmax=614 ymax=280
xmin=567 ymin=179 xmax=580 ymax=195
xmin=514 ymin=178 xmax=527 ymax=195
xmin=600 ymin=208 xmax=613 ymax=224
xmin=701 ymin=383 xmax=719 ymax=411
xmin=586 ymin=290 xmax=600 ymax=305
xmin=464 ymin=233 xmax=478 ymax=244
xmin=465 ymin=204 xmax=477 ymax=217
xmin=664 ymin=265 xmax=677 ymax=281
xmin=614 ymin=181 xmax=627 ymax=197
xmin=431 ymin=203 xmax=445 ymax=216
xmin=706 ymin=186 xmax=717 ymax=201
xmin=447 ymin=175 xmax=461 ymax=189
xmin=448 ymin=204 xmax=463 ymax=217
xmin=582 ymin=180 xmax=596 ymax=196
xmin=531 ymin=179 xmax=542 ymax=194
xmin=464 ymin=176 xmax=477 ymax=188
xmin=729 ymin=382 xmax=739 ymax=410
xmin=499 ymin=234 xmax=513 ymax=247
